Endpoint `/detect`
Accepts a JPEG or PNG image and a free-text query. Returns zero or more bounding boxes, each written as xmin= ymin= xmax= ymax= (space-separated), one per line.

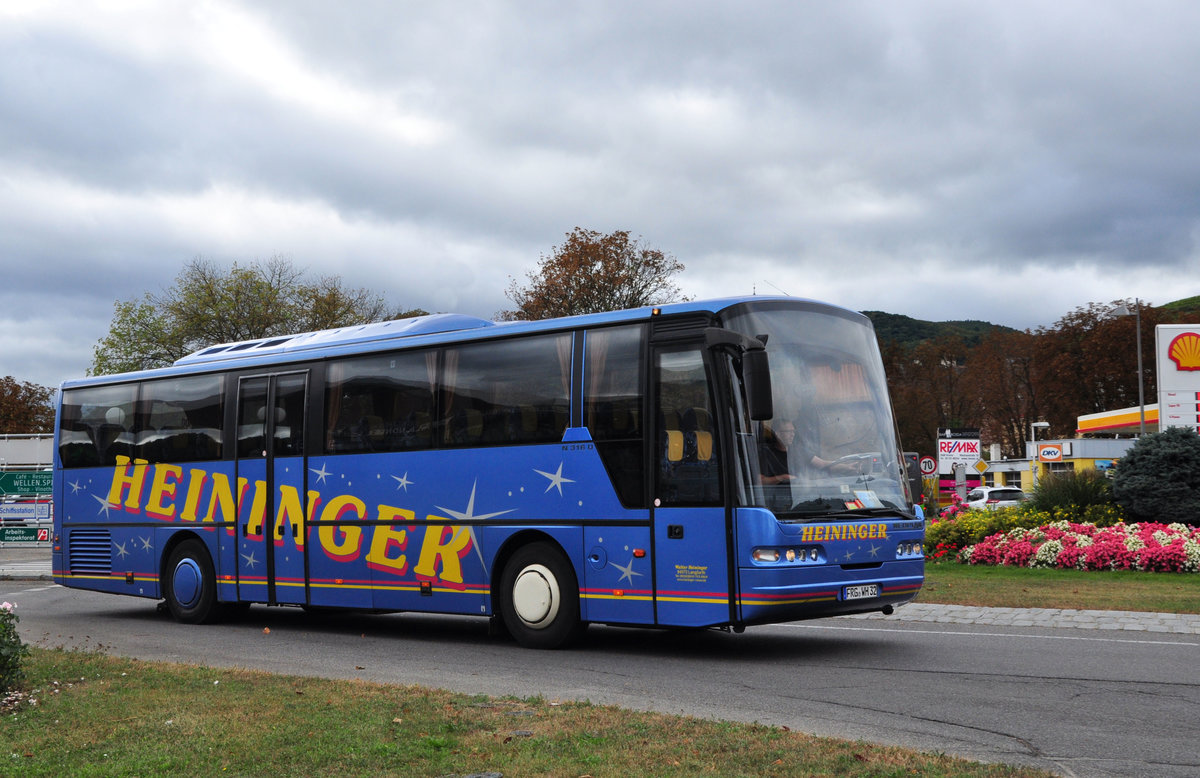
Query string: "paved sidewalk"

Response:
xmin=3 ymin=545 xmax=1198 ymax=635
xmin=849 ymin=602 xmax=1200 ymax=635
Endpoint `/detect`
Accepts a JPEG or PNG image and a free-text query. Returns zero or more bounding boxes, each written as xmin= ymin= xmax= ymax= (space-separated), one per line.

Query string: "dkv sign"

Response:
xmin=938 ymin=438 xmax=981 ymax=473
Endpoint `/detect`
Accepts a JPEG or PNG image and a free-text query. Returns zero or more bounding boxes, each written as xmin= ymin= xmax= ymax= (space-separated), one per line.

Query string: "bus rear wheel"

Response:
xmin=499 ymin=542 xmax=585 ymax=649
xmin=163 ymin=539 xmax=223 ymax=624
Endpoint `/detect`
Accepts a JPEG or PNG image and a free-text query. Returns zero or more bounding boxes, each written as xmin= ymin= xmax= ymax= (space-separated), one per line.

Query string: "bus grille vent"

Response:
xmin=68 ymin=529 xmax=113 ymax=574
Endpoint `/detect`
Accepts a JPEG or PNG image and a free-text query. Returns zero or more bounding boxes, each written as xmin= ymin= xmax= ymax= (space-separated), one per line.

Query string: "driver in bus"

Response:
xmin=759 ymin=417 xmax=854 ymax=484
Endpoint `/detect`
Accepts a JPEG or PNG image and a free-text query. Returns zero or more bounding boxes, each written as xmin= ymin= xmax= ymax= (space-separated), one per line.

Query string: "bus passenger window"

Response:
xmin=136 ymin=375 xmax=224 ymax=463
xmin=584 ymin=325 xmax=645 ymax=507
xmin=57 ymin=384 xmax=137 ymax=468
xmin=325 ymin=351 xmax=435 ymax=454
xmin=655 ymin=348 xmax=720 ymax=506
xmin=440 ymin=333 xmax=571 ymax=448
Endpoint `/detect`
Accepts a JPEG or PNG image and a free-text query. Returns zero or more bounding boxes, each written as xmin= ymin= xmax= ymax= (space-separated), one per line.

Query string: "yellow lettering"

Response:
xmin=179 ymin=469 xmax=208 ymax=522
xmin=413 ymin=521 xmax=473 ymax=588
xmin=318 ymin=494 xmax=366 ymax=560
xmin=366 ymin=508 xmax=414 ymax=576
xmin=146 ymin=464 xmax=183 ymax=520
xmin=202 ymin=474 xmax=249 ymax=536
xmin=242 ymin=480 xmax=268 ymax=537
xmin=107 ymin=456 xmax=150 ymax=512
xmin=274 ymin=486 xmax=320 ymax=549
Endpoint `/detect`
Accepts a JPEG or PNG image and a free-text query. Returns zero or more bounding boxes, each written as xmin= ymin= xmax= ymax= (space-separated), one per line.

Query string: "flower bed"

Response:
xmin=958 ymin=521 xmax=1200 ymax=573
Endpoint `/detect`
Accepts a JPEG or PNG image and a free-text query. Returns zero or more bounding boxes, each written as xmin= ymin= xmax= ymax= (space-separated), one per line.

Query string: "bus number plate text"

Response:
xmin=843 ymin=583 xmax=879 ymax=601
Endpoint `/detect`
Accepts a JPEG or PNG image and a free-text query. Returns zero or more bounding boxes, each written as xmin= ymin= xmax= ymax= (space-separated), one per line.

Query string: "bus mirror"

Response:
xmin=704 ymin=327 xmax=774 ymax=420
xmin=743 ymin=347 xmax=774 ymax=421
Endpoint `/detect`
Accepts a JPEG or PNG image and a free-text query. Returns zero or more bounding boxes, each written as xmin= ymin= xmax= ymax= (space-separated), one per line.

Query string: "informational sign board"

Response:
xmin=0 ymin=471 xmax=52 ymax=495
xmin=938 ymin=434 xmax=981 ymax=475
xmin=0 ymin=502 xmax=51 ymax=521
xmin=0 ymin=526 xmax=48 ymax=543
xmin=1157 ymin=325 xmax=1200 ymax=432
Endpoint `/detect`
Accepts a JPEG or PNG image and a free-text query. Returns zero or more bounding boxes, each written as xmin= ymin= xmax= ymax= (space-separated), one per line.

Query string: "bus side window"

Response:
xmin=440 ymin=334 xmax=571 ymax=448
xmin=58 ymin=384 xmax=137 ymax=468
xmin=325 ymin=351 xmax=435 ymax=454
xmin=584 ymin=325 xmax=646 ymax=508
xmin=655 ymin=348 xmax=720 ymax=506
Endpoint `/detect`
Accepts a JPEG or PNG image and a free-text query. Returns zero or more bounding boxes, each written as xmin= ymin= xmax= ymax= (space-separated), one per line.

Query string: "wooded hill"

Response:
xmin=863 ymin=311 xmax=1015 ymax=349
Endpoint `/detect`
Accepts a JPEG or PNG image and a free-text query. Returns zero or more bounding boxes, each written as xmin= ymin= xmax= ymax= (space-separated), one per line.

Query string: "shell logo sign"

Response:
xmin=1167 ymin=332 xmax=1200 ymax=371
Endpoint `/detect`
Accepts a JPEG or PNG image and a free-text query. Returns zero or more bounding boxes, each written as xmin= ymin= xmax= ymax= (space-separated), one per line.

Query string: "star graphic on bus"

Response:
xmin=92 ymin=494 xmax=111 ymax=517
xmin=140 ymin=536 xmax=153 ymax=552
xmin=69 ymin=479 xmax=84 ymax=494
xmin=612 ymin=557 xmax=643 ymax=584
xmin=867 ymin=543 xmax=881 ymax=558
xmin=114 ymin=541 xmax=129 ymax=559
xmin=436 ymin=481 xmax=515 ymax=577
xmin=392 ymin=472 xmax=413 ymax=491
xmin=241 ymin=551 xmax=260 ymax=569
xmin=534 ymin=462 xmax=575 ymax=496
xmin=310 ymin=463 xmax=332 ymax=484
xmin=435 ymin=481 xmax=516 ymax=523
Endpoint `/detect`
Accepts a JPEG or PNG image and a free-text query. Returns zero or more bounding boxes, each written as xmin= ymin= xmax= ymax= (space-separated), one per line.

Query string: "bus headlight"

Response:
xmin=753 ymin=548 xmax=780 ymax=563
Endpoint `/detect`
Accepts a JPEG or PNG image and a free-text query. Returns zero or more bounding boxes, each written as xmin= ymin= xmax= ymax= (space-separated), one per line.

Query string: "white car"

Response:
xmin=965 ymin=486 xmax=1027 ymax=510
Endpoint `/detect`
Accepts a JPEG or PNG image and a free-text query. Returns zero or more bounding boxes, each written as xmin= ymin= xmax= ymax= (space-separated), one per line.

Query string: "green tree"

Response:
xmin=90 ymin=257 xmax=416 ymax=375
xmin=502 ymin=228 xmax=686 ymax=320
xmin=1112 ymin=427 xmax=1200 ymax=524
xmin=0 ymin=376 xmax=54 ymax=433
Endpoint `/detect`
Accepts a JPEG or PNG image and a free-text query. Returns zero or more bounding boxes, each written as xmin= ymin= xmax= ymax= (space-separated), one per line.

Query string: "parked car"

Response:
xmin=964 ymin=486 xmax=1027 ymax=510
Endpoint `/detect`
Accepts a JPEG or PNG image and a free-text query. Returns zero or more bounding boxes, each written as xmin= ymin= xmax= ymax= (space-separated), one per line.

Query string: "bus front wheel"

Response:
xmin=499 ymin=542 xmax=585 ymax=649
xmin=163 ymin=539 xmax=222 ymax=624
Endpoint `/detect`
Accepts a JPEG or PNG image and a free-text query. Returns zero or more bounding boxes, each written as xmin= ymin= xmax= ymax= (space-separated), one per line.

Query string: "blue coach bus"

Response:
xmin=52 ymin=296 xmax=924 ymax=648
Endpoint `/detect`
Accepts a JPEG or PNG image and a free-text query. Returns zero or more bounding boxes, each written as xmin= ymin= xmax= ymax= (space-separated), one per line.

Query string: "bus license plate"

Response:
xmin=843 ymin=583 xmax=879 ymax=601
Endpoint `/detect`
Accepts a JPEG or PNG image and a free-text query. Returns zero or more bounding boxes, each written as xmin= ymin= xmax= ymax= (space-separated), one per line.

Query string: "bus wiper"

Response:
xmin=789 ymin=498 xmax=842 ymax=514
xmin=814 ymin=507 xmax=902 ymax=519
xmin=786 ymin=500 xmax=905 ymax=519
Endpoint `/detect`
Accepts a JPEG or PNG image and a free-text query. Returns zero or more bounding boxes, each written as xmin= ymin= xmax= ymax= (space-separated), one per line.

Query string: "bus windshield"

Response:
xmin=722 ymin=304 xmax=911 ymax=520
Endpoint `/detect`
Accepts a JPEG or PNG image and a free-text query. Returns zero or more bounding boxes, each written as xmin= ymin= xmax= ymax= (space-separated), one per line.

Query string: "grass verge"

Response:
xmin=919 ymin=562 xmax=1200 ymax=612
xmin=1 ymin=647 xmax=1052 ymax=778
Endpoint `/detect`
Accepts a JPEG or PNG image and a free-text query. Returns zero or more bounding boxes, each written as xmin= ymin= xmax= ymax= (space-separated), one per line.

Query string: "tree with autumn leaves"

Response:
xmin=883 ymin=299 xmax=1178 ymax=459
xmin=0 ymin=376 xmax=54 ymax=434
xmin=503 ymin=228 xmax=686 ymax=320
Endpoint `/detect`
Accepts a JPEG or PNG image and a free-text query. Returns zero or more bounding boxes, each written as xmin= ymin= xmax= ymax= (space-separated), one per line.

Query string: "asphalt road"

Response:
xmin=6 ymin=581 xmax=1198 ymax=777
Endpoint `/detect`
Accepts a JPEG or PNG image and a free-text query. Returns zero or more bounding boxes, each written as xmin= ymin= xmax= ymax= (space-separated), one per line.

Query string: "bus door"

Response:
xmin=235 ymin=372 xmax=310 ymax=605
xmin=651 ymin=344 xmax=731 ymax=627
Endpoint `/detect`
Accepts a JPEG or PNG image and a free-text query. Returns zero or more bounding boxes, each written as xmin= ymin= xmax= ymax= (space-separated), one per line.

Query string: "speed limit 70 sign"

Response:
xmin=919 ymin=456 xmax=937 ymax=475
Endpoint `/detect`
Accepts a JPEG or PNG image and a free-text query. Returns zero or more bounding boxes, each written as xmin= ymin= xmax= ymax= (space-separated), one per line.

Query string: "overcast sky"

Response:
xmin=3 ymin=1 xmax=1199 ymax=389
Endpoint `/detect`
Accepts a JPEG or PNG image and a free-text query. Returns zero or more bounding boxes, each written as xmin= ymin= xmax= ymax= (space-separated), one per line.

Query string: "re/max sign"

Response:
xmin=938 ymin=440 xmax=979 ymax=455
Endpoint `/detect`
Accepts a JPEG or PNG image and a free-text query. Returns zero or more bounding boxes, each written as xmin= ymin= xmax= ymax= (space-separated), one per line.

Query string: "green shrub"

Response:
xmin=1031 ymin=469 xmax=1114 ymax=513
xmin=925 ymin=504 xmax=1048 ymax=554
xmin=1113 ymin=427 xmax=1200 ymax=525
xmin=0 ymin=602 xmax=29 ymax=692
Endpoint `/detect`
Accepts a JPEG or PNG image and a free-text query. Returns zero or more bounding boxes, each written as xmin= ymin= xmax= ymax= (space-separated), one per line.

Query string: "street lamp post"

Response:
xmin=1112 ymin=299 xmax=1146 ymax=436
xmin=1030 ymin=420 xmax=1050 ymax=491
